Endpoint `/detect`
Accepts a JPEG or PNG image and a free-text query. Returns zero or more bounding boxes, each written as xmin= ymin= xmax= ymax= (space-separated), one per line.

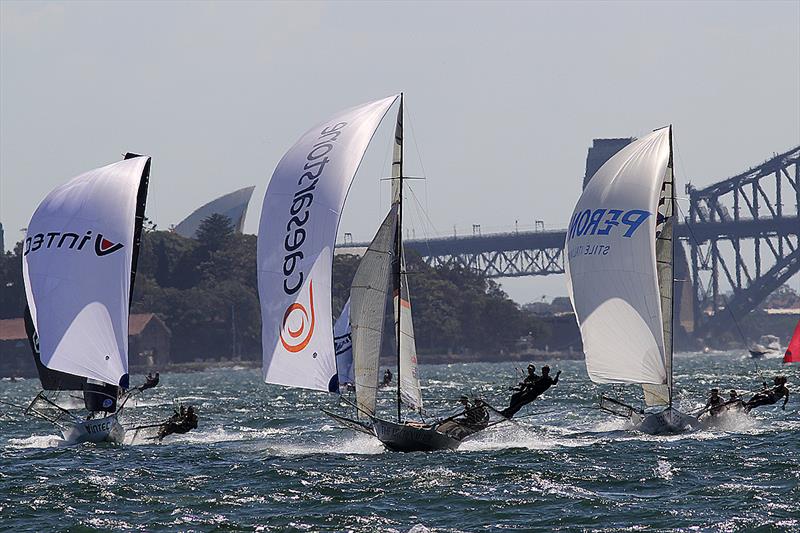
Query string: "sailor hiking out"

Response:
xmin=746 ymin=376 xmax=790 ymax=411
xmin=501 ymin=364 xmax=561 ymax=418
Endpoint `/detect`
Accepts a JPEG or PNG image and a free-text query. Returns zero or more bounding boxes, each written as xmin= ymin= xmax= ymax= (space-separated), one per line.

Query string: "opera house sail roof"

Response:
xmin=174 ymin=186 xmax=256 ymax=238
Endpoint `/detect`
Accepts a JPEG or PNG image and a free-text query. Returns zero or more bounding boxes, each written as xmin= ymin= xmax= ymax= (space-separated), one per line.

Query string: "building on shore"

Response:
xmin=583 ymin=138 xmax=635 ymax=189
xmin=0 ymin=313 xmax=171 ymax=378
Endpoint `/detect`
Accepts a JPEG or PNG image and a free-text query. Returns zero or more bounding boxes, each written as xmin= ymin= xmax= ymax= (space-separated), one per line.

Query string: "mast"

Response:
xmin=395 ymin=93 xmax=404 ymax=423
xmin=667 ymin=125 xmax=675 ymax=407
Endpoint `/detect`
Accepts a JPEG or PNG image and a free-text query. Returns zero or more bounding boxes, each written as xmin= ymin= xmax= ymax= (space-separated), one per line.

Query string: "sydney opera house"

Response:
xmin=173 ymin=186 xmax=256 ymax=239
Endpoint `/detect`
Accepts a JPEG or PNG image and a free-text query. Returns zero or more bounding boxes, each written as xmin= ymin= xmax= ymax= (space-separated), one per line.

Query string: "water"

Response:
xmin=1 ymin=353 xmax=797 ymax=532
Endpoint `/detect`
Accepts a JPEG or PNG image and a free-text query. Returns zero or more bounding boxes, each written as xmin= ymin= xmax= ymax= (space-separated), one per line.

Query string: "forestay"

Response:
xmin=565 ymin=127 xmax=673 ymax=388
xmin=351 ymin=206 xmax=398 ymax=418
xmin=22 ymin=156 xmax=151 ymax=388
xmin=258 ymin=95 xmax=399 ymax=392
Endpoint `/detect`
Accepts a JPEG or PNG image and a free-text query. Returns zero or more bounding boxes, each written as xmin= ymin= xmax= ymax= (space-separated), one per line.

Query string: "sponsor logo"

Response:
xmin=280 ymin=280 xmax=316 ymax=353
xmin=24 ymin=231 xmax=124 ymax=257
xmin=86 ymin=421 xmax=111 ymax=434
xmin=567 ymin=208 xmax=651 ymax=241
xmin=334 ymin=332 xmax=352 ymax=356
xmin=281 ymin=121 xmax=348 ymax=295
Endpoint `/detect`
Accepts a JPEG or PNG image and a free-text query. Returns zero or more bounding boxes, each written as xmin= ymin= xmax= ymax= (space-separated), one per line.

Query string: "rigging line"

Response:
xmin=406 ymin=185 xmax=440 ymax=245
xmin=675 ymin=202 xmax=767 ymax=385
xmin=403 ymin=101 xmax=429 ymax=184
xmin=405 ymin=185 xmax=441 ymax=258
xmin=404 ymin=102 xmax=433 ymax=245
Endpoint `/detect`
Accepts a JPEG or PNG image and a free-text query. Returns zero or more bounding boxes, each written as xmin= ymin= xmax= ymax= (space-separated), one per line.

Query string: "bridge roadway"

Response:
xmin=339 ymin=215 xmax=799 ymax=278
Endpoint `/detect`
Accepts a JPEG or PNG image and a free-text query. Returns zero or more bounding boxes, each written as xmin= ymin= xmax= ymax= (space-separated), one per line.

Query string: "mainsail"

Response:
xmin=258 ymin=95 xmax=399 ymax=392
xmin=645 ymin=131 xmax=675 ymax=407
xmin=565 ymin=127 xmax=674 ymax=394
xmin=351 ymin=206 xmax=398 ymax=418
xmin=785 ymin=320 xmax=800 ymax=364
xmin=22 ymin=155 xmax=151 ymax=389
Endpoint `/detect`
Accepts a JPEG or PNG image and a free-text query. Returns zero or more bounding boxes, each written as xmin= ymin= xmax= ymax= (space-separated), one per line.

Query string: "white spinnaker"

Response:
xmin=22 ymin=156 xmax=150 ymax=387
xmin=258 ymin=95 xmax=399 ymax=392
xmin=351 ymin=206 xmax=398 ymax=418
xmin=333 ymin=298 xmax=354 ymax=387
xmin=565 ymin=127 xmax=672 ymax=386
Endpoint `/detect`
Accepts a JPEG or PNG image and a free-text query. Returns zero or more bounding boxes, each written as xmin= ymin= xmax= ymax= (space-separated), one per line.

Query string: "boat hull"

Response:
xmin=61 ymin=414 xmax=125 ymax=444
xmin=631 ymin=408 xmax=697 ymax=435
xmin=371 ymin=417 xmax=460 ymax=452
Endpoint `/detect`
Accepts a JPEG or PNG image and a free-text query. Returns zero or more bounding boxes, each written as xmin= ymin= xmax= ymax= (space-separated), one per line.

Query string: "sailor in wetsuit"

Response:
xmin=157 ymin=404 xmax=199 ymax=441
xmin=456 ymin=396 xmax=489 ymax=427
xmin=139 ymin=372 xmax=160 ymax=391
xmin=501 ymin=365 xmax=560 ymax=418
xmin=705 ymin=388 xmax=724 ymax=417
xmin=746 ymin=376 xmax=790 ymax=411
xmin=468 ymin=398 xmax=489 ymax=427
xmin=382 ymin=369 xmax=393 ymax=387
xmin=725 ymin=389 xmax=744 ymax=411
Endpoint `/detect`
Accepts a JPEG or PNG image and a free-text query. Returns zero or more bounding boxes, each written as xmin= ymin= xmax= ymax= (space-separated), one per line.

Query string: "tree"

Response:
xmin=196 ymin=214 xmax=235 ymax=251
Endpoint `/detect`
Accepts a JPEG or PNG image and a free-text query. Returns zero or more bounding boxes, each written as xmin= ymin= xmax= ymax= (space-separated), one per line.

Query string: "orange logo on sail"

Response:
xmin=280 ymin=280 xmax=315 ymax=353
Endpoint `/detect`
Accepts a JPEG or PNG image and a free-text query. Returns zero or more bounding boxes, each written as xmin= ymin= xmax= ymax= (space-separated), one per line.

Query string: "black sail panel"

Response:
xmin=24 ymin=305 xmax=86 ymax=391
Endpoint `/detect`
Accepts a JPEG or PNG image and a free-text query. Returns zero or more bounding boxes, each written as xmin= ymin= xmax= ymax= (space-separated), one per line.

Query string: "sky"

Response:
xmin=1 ymin=0 xmax=798 ymax=303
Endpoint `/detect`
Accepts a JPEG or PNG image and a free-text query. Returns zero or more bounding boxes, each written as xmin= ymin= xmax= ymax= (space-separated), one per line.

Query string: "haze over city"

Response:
xmin=2 ymin=1 xmax=798 ymax=302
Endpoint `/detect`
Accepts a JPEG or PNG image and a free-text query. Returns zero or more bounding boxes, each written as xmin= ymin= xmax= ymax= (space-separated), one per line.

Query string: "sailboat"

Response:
xmin=565 ymin=126 xmax=699 ymax=435
xmin=22 ymin=153 xmax=151 ymax=444
xmin=784 ymin=320 xmax=800 ymax=364
xmin=258 ymin=95 xmax=495 ymax=451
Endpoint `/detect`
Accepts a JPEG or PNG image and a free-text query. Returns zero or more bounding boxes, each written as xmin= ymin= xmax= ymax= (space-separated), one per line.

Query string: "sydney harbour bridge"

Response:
xmin=389 ymin=144 xmax=800 ymax=340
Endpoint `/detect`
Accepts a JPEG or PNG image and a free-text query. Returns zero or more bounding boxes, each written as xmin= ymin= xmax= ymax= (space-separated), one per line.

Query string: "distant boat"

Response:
xmin=784 ymin=320 xmax=800 ymax=364
xmin=22 ymin=154 xmax=150 ymax=444
xmin=748 ymin=334 xmax=783 ymax=359
xmin=565 ymin=126 xmax=698 ymax=435
xmin=258 ymin=95 xmax=498 ymax=451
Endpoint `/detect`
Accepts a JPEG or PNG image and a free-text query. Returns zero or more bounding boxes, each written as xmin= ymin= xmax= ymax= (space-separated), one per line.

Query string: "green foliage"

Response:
xmin=0 ymin=227 xmax=550 ymax=360
xmin=196 ymin=214 xmax=235 ymax=251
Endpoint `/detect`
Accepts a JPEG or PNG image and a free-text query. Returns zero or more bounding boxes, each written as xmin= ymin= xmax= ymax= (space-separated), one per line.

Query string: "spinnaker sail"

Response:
xmin=565 ymin=127 xmax=674 ymax=390
xmin=22 ymin=155 xmax=151 ymax=389
xmin=258 ymin=95 xmax=399 ymax=392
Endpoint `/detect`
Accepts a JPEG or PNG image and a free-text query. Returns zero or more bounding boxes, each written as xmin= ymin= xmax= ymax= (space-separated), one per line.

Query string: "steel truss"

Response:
xmin=686 ymin=146 xmax=800 ymax=337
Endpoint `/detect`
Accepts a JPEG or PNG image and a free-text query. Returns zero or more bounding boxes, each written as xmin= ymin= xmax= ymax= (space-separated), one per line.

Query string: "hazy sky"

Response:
xmin=2 ymin=1 xmax=798 ymax=303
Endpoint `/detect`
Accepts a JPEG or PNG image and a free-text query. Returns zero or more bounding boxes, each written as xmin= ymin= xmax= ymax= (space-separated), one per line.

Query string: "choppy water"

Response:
xmin=1 ymin=353 xmax=798 ymax=532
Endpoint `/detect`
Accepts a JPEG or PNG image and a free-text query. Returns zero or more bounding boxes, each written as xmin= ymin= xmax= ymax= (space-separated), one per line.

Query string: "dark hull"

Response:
xmin=371 ymin=417 xmax=461 ymax=452
xmin=631 ymin=408 xmax=698 ymax=435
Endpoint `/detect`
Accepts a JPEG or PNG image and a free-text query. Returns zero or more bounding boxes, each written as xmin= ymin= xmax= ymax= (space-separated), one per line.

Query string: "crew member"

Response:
xmin=382 ymin=369 xmax=393 ymax=386
xmin=157 ymin=404 xmax=199 ymax=441
xmin=705 ymin=388 xmax=724 ymax=417
xmin=746 ymin=376 xmax=790 ymax=411
xmin=726 ymin=389 xmax=744 ymax=411
xmin=501 ymin=365 xmax=561 ymax=418
xmin=140 ymin=372 xmax=160 ymax=391
xmin=469 ymin=398 xmax=489 ymax=427
xmin=521 ymin=364 xmax=539 ymax=386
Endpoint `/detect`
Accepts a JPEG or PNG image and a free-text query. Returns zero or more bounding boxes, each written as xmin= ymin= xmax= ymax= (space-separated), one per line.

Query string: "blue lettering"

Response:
xmin=597 ymin=209 xmax=623 ymax=235
xmin=585 ymin=209 xmax=607 ymax=235
xmin=621 ymin=210 xmax=651 ymax=237
xmin=575 ymin=210 xmax=592 ymax=236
